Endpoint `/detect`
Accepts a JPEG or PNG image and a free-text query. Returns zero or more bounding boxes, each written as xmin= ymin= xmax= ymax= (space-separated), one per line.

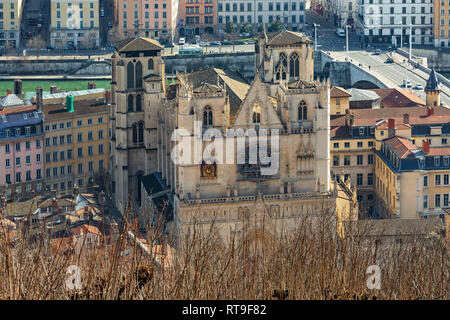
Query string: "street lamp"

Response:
xmin=345 ymin=25 xmax=350 ymax=61
xmin=313 ymin=23 xmax=320 ymax=51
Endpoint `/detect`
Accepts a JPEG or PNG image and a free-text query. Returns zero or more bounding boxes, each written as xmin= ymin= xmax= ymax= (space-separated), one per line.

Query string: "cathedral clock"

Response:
xmin=201 ymin=161 xmax=217 ymax=178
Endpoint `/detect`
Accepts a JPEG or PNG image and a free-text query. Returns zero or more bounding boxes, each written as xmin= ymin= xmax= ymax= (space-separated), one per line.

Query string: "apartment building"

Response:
xmin=178 ymin=0 xmax=215 ymax=36
xmin=327 ymin=0 xmax=356 ymax=28
xmin=355 ymin=0 xmax=434 ymax=46
xmin=0 ymin=0 xmax=24 ymax=48
xmin=41 ymin=88 xmax=109 ymax=195
xmin=433 ymin=0 xmax=450 ymax=47
xmin=50 ymin=0 xmax=100 ymax=49
xmin=331 ymin=71 xmax=450 ymax=218
xmin=116 ymin=0 xmax=178 ymax=45
xmin=0 ymin=92 xmax=44 ymax=199
xmin=216 ymin=0 xmax=305 ymax=32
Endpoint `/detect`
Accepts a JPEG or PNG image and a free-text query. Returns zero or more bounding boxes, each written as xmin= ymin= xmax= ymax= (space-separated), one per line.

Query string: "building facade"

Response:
xmin=328 ymin=0 xmax=356 ymax=28
xmin=41 ymin=88 xmax=110 ymax=195
xmin=110 ymin=33 xmax=359 ymax=244
xmin=115 ymin=0 xmax=178 ymax=45
xmin=50 ymin=0 xmax=100 ymax=49
xmin=0 ymin=93 xmax=44 ymax=199
xmin=433 ymin=0 xmax=450 ymax=47
xmin=355 ymin=0 xmax=434 ymax=45
xmin=178 ymin=0 xmax=215 ymax=36
xmin=0 ymin=0 xmax=23 ymax=48
xmin=216 ymin=0 xmax=305 ymax=34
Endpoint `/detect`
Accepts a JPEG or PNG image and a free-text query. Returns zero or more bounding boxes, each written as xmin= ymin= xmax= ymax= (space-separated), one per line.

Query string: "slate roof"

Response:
xmin=347 ymin=88 xmax=380 ymax=101
xmin=193 ymin=82 xmax=222 ymax=94
xmin=0 ymin=94 xmax=25 ymax=108
xmin=287 ymin=79 xmax=316 ymax=89
xmin=42 ymin=99 xmax=109 ymax=121
xmin=425 ymin=68 xmax=441 ymax=91
xmin=115 ymin=36 xmax=163 ymax=52
xmin=330 ymin=86 xmax=351 ymax=98
xmin=267 ymin=30 xmax=312 ymax=46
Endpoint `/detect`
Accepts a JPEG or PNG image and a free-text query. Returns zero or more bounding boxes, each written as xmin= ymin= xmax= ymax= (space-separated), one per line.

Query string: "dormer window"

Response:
xmin=15 ymin=128 xmax=20 ymax=136
xmin=359 ymin=127 xmax=364 ymax=136
xmin=252 ymin=101 xmax=261 ymax=124
xmin=5 ymin=129 xmax=10 ymax=137
xmin=434 ymin=157 xmax=440 ymax=167
xmin=444 ymin=156 xmax=449 ymax=166
xmin=419 ymin=157 xmax=425 ymax=167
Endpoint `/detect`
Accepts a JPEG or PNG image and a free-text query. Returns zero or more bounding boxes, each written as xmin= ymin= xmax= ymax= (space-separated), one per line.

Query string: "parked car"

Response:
xmin=208 ymin=41 xmax=220 ymax=46
xmin=247 ymin=39 xmax=256 ymax=44
xmin=336 ymin=28 xmax=345 ymax=37
xmin=222 ymin=40 xmax=232 ymax=45
xmin=374 ymin=49 xmax=382 ymax=55
xmin=415 ymin=83 xmax=424 ymax=90
xmin=198 ymin=42 xmax=208 ymax=47
xmin=178 ymin=37 xmax=185 ymax=45
xmin=404 ymin=79 xmax=412 ymax=88
xmin=233 ymin=40 xmax=246 ymax=45
xmin=385 ymin=57 xmax=394 ymax=63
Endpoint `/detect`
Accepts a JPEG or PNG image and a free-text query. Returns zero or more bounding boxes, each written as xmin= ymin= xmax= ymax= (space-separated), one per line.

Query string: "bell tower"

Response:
xmin=110 ymin=37 xmax=165 ymax=211
xmin=425 ymin=68 xmax=441 ymax=108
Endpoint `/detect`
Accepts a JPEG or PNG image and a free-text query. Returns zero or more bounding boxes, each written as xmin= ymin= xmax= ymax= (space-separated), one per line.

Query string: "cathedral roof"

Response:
xmin=115 ymin=36 xmax=163 ymax=52
xmin=287 ymin=79 xmax=316 ymax=89
xmin=267 ymin=30 xmax=312 ymax=46
xmin=193 ymin=82 xmax=222 ymax=94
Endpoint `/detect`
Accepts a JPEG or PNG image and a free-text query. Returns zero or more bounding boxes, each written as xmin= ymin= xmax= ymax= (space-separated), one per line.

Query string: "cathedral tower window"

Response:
xmin=279 ymin=52 xmax=287 ymax=67
xmin=135 ymin=61 xmax=143 ymax=88
xmin=138 ymin=121 xmax=144 ymax=144
xmin=203 ymin=106 xmax=213 ymax=126
xmin=148 ymin=59 xmax=154 ymax=70
xmin=128 ymin=94 xmax=134 ymax=112
xmin=298 ymin=101 xmax=307 ymax=121
xmin=127 ymin=62 xmax=135 ymax=89
xmin=132 ymin=123 xmax=138 ymax=144
xmin=136 ymin=94 xmax=142 ymax=111
xmin=290 ymin=52 xmax=300 ymax=78
xmin=252 ymin=101 xmax=261 ymax=124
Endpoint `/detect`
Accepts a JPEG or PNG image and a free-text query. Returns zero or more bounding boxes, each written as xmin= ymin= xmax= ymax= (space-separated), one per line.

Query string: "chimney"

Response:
xmin=14 ymin=79 xmax=22 ymax=95
xmin=403 ymin=113 xmax=409 ymax=124
xmin=36 ymin=87 xmax=43 ymax=112
xmin=50 ymin=86 xmax=57 ymax=94
xmin=422 ymin=140 xmax=430 ymax=154
xmin=88 ymin=81 xmax=96 ymax=89
xmin=388 ymin=118 xmax=395 ymax=128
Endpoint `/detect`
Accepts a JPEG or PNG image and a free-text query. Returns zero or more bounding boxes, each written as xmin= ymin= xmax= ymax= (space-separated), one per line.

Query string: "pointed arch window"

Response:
xmin=128 ymin=94 xmax=134 ymax=112
xmin=203 ymin=106 xmax=213 ymax=126
xmin=135 ymin=61 xmax=143 ymax=88
xmin=136 ymin=94 xmax=142 ymax=111
xmin=252 ymin=101 xmax=261 ymax=124
xmin=148 ymin=59 xmax=154 ymax=70
xmin=279 ymin=52 xmax=287 ymax=67
xmin=298 ymin=101 xmax=307 ymax=121
xmin=138 ymin=121 xmax=144 ymax=144
xmin=132 ymin=123 xmax=138 ymax=144
xmin=127 ymin=62 xmax=134 ymax=89
xmin=290 ymin=52 xmax=300 ymax=78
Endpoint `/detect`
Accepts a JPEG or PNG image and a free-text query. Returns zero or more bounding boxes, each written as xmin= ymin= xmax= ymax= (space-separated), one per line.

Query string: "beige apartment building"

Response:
xmin=0 ymin=0 xmax=23 ymax=48
xmin=115 ymin=0 xmax=178 ymax=45
xmin=50 ymin=0 xmax=100 ymax=49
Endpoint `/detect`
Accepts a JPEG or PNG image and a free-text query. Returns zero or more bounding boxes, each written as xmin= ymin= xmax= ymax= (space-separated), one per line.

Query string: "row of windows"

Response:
xmin=333 ymin=173 xmax=374 ymax=186
xmin=333 ymin=154 xmax=374 ymax=166
xmin=423 ymin=174 xmax=450 ymax=187
xmin=0 ymin=3 xmax=15 ymax=9
xmin=218 ymin=2 xmax=305 ymax=12
xmin=362 ymin=0 xmax=431 ymax=4
xmin=333 ymin=141 xmax=375 ymax=148
xmin=2 ymin=140 xmax=41 ymax=153
xmin=123 ymin=20 xmax=167 ymax=29
xmin=0 ymin=11 xmax=15 ymax=19
xmin=3 ymin=125 xmax=42 ymax=138
xmin=55 ymin=2 xmax=95 ymax=9
xmin=123 ymin=10 xmax=167 ymax=19
xmin=45 ymin=144 xmax=104 ymax=163
xmin=56 ymin=10 xmax=95 ymax=19
xmin=219 ymin=15 xmax=304 ymax=24
xmin=46 ymin=180 xmax=78 ymax=192
xmin=45 ymin=130 xmax=103 ymax=146
xmin=5 ymin=154 xmax=41 ymax=167
xmin=44 ymin=117 xmax=103 ymax=131
xmin=4 ymin=183 xmax=43 ymax=196
xmin=55 ymin=21 xmax=95 ymax=29
xmin=5 ymin=170 xmax=42 ymax=184
xmin=123 ymin=2 xmax=167 ymax=9
xmin=425 ymin=193 xmax=450 ymax=209
xmin=46 ymin=160 xmax=104 ymax=178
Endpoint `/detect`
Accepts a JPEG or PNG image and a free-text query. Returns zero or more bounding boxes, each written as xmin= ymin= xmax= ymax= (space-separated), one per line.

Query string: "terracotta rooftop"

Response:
xmin=43 ymin=99 xmax=109 ymax=120
xmin=425 ymin=147 xmax=450 ymax=156
xmin=370 ymin=88 xmax=425 ymax=108
xmin=71 ymin=224 xmax=102 ymax=237
xmin=375 ymin=119 xmax=411 ymax=130
xmin=0 ymin=105 xmax=36 ymax=117
xmin=384 ymin=136 xmax=418 ymax=159
xmin=330 ymin=86 xmax=351 ymax=98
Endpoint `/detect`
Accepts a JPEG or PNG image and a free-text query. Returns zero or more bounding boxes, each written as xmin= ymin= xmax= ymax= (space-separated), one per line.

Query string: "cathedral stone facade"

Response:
xmin=110 ymin=32 xmax=358 ymax=244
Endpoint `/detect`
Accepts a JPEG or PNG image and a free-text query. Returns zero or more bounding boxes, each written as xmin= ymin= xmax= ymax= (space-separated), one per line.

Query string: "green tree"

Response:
xmin=240 ymin=21 xmax=252 ymax=34
xmin=225 ymin=21 xmax=236 ymax=34
xmin=268 ymin=20 xmax=284 ymax=33
xmin=257 ymin=24 xmax=264 ymax=33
